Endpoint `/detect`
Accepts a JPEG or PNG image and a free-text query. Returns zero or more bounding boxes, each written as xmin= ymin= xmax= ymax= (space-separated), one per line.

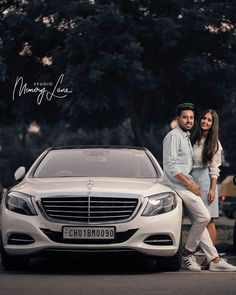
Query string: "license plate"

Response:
xmin=62 ymin=226 xmax=116 ymax=239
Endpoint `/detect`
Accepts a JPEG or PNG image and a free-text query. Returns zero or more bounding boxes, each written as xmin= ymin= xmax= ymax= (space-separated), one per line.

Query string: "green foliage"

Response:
xmin=0 ymin=0 xmax=236 ymax=185
xmin=220 ymin=97 xmax=236 ymax=177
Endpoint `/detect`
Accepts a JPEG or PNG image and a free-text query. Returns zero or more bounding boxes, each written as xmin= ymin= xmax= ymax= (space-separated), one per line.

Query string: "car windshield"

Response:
xmin=33 ymin=148 xmax=159 ymax=178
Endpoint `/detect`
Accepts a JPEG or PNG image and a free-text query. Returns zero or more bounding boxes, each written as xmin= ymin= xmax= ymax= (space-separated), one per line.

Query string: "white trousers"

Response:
xmin=177 ymin=189 xmax=219 ymax=262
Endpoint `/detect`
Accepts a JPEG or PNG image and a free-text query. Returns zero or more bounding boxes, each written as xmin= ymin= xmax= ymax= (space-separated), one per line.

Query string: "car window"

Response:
xmin=33 ymin=149 xmax=160 ymax=178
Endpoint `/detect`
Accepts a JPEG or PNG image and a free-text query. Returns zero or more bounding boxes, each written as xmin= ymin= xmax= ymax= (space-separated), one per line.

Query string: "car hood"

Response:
xmin=11 ymin=177 xmax=173 ymax=198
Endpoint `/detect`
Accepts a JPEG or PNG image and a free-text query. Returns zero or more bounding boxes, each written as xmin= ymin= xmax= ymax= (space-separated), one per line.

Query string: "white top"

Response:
xmin=192 ymin=138 xmax=223 ymax=179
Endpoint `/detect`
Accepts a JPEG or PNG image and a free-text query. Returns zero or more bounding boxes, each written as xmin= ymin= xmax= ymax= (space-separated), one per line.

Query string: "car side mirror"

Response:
xmin=233 ymin=176 xmax=236 ymax=186
xmin=14 ymin=166 xmax=26 ymax=182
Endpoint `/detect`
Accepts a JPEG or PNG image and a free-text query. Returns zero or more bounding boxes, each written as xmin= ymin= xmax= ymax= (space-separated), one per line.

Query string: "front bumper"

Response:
xmin=1 ymin=197 xmax=182 ymax=258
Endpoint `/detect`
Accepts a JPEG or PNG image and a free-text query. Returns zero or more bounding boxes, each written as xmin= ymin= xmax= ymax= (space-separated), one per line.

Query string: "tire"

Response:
xmin=0 ymin=239 xmax=29 ymax=271
xmin=233 ymin=220 xmax=236 ymax=249
xmin=155 ymin=235 xmax=182 ymax=272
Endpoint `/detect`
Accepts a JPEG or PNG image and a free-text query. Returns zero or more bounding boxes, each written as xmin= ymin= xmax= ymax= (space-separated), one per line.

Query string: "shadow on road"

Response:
xmin=0 ymin=256 xmax=160 ymax=275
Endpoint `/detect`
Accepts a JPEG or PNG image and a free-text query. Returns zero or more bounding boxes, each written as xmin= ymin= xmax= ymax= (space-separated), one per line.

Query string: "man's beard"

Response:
xmin=179 ymin=124 xmax=192 ymax=132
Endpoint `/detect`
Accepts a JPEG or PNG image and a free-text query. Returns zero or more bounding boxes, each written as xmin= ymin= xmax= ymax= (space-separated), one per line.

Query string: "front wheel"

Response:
xmin=0 ymin=239 xmax=29 ymax=271
xmin=155 ymin=236 xmax=182 ymax=272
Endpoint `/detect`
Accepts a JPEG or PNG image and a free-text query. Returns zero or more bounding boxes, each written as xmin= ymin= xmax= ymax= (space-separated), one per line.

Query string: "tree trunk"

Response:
xmin=20 ymin=123 xmax=27 ymax=148
xmin=126 ymin=98 xmax=145 ymax=147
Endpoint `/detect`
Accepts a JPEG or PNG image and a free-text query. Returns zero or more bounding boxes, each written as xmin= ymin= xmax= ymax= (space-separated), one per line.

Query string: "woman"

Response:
xmin=191 ymin=109 xmax=222 ymax=246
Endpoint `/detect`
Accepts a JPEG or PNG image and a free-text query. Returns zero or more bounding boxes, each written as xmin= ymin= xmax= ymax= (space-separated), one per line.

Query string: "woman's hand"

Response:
xmin=208 ymin=189 xmax=216 ymax=203
xmin=220 ymin=195 xmax=225 ymax=202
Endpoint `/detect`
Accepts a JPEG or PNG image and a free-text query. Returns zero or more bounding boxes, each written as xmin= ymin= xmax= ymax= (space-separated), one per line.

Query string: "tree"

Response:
xmin=0 ymin=0 xmax=236 ymax=162
xmin=220 ymin=98 xmax=236 ymax=177
xmin=53 ymin=0 xmax=236 ymax=144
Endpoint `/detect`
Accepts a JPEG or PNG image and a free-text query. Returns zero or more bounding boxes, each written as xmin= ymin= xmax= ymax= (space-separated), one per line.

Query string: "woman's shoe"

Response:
xmin=209 ymin=258 xmax=236 ymax=272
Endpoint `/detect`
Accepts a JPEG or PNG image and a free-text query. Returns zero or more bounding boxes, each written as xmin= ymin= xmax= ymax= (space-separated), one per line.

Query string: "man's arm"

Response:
xmin=163 ymin=133 xmax=200 ymax=196
xmin=163 ymin=134 xmax=182 ymax=177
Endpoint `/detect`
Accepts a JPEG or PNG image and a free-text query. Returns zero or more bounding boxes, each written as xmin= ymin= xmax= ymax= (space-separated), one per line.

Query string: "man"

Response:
xmin=163 ymin=102 xmax=236 ymax=271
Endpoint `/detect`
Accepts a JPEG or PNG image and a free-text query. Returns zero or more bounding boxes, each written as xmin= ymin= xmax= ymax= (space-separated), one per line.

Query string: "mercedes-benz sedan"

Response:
xmin=0 ymin=146 xmax=182 ymax=271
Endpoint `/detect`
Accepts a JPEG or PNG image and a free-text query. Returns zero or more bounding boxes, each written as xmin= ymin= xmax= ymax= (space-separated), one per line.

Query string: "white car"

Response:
xmin=0 ymin=146 xmax=182 ymax=271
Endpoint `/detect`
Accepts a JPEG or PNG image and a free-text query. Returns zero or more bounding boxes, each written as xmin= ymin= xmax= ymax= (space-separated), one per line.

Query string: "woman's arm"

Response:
xmin=209 ymin=141 xmax=222 ymax=178
xmin=208 ymin=177 xmax=217 ymax=203
xmin=208 ymin=141 xmax=222 ymax=203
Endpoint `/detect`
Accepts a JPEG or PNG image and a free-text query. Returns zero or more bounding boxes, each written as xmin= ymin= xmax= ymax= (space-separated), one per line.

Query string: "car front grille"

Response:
xmin=40 ymin=196 xmax=140 ymax=223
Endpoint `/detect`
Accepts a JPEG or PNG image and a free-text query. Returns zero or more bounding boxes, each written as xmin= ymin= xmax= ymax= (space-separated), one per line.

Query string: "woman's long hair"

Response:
xmin=193 ymin=109 xmax=219 ymax=167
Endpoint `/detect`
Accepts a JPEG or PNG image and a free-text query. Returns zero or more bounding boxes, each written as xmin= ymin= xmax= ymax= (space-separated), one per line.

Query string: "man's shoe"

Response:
xmin=182 ymin=255 xmax=201 ymax=271
xmin=209 ymin=259 xmax=236 ymax=272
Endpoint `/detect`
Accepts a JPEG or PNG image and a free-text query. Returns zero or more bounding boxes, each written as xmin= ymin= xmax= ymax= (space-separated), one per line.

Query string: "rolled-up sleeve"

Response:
xmin=163 ymin=134 xmax=182 ymax=178
xmin=209 ymin=141 xmax=223 ymax=179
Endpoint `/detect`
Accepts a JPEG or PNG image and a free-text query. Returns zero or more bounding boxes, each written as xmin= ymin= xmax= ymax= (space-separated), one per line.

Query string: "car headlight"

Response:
xmin=142 ymin=192 xmax=176 ymax=216
xmin=5 ymin=191 xmax=37 ymax=216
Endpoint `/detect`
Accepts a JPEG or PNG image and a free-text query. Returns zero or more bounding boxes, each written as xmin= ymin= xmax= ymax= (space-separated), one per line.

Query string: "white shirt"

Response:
xmin=192 ymin=138 xmax=223 ymax=179
xmin=163 ymin=125 xmax=193 ymax=190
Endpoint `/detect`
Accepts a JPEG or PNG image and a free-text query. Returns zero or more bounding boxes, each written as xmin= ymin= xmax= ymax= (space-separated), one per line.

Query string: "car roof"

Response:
xmin=47 ymin=145 xmax=147 ymax=151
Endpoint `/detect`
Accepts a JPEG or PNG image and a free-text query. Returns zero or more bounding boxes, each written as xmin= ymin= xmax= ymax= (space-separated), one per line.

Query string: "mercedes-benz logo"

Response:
xmin=86 ymin=180 xmax=94 ymax=187
xmin=86 ymin=179 xmax=94 ymax=192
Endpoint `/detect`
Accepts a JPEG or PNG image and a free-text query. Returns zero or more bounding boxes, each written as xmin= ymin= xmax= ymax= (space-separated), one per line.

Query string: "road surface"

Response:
xmin=0 ymin=255 xmax=235 ymax=295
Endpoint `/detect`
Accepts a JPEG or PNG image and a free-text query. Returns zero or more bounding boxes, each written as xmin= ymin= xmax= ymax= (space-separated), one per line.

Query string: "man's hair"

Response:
xmin=176 ymin=102 xmax=195 ymax=117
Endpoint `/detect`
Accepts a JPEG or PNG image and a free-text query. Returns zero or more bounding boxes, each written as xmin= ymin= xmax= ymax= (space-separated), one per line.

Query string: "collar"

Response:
xmin=176 ymin=124 xmax=191 ymax=138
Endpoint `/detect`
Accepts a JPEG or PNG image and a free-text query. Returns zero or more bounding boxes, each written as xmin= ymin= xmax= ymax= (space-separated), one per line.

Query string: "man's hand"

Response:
xmin=175 ymin=173 xmax=201 ymax=196
xmin=187 ymin=181 xmax=201 ymax=196
xmin=208 ymin=189 xmax=215 ymax=203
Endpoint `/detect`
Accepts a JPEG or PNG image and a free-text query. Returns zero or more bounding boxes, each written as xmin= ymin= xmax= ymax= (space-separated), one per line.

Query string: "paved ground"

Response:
xmin=0 ymin=255 xmax=236 ymax=295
